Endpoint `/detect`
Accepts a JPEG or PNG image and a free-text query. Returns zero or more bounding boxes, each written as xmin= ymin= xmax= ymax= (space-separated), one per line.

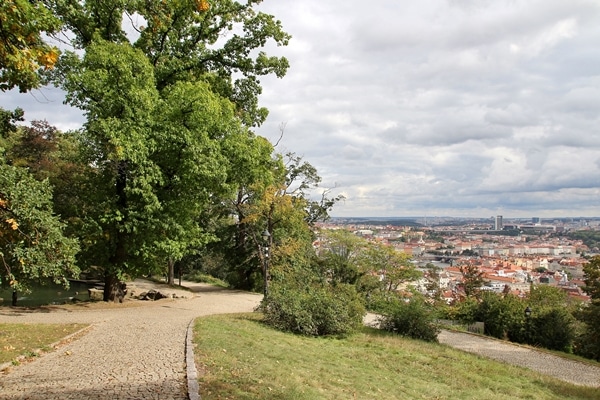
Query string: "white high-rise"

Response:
xmin=495 ymin=215 xmax=503 ymax=230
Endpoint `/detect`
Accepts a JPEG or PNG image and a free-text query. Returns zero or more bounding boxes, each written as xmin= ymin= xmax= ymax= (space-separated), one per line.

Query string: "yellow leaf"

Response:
xmin=5 ymin=218 xmax=18 ymax=230
xmin=196 ymin=0 xmax=210 ymax=12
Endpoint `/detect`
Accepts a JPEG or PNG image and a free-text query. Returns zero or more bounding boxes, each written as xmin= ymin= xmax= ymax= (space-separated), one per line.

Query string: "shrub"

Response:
xmin=476 ymin=292 xmax=524 ymax=340
xmin=262 ymin=282 xmax=365 ymax=337
xmin=379 ymin=296 xmax=440 ymax=342
xmin=529 ymin=308 xmax=575 ymax=352
xmin=448 ymin=296 xmax=479 ymax=324
xmin=573 ymin=301 xmax=600 ymax=361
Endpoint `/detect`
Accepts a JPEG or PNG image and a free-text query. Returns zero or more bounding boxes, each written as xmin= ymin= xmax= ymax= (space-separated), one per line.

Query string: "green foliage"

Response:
xmin=0 ymin=0 xmax=61 ymax=92
xmin=0 ymin=164 xmax=79 ymax=303
xmin=582 ymin=256 xmax=600 ymax=300
xmin=262 ymin=281 xmax=365 ymax=337
xmin=0 ymin=107 xmax=24 ymax=139
xmin=50 ymin=0 xmax=290 ymax=127
xmin=529 ymin=307 xmax=575 ymax=352
xmin=528 ymin=284 xmax=570 ymax=308
xmin=316 ymin=229 xmax=366 ymax=285
xmin=445 ymin=296 xmax=480 ymax=324
xmin=574 ymin=257 xmax=600 ymax=360
xmin=182 ymin=271 xmax=229 ymax=288
xmin=379 ymin=295 xmax=440 ymax=342
xmin=459 ymin=263 xmax=488 ymax=297
xmin=447 ymin=289 xmax=577 ymax=353
xmin=568 ymin=231 xmax=600 ymax=251
xmin=574 ymin=300 xmax=600 ymax=361
xmin=476 ymin=292 xmax=524 ymax=340
xmin=524 ymin=285 xmax=576 ymax=351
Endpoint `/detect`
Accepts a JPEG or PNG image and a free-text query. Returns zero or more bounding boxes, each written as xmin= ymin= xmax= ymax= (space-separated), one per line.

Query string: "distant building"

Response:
xmin=532 ymin=217 xmax=540 ymax=224
xmin=495 ymin=215 xmax=503 ymax=230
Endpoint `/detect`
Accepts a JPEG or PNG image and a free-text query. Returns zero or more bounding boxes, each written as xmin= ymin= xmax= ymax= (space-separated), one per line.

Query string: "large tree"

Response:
xmin=49 ymin=0 xmax=290 ymax=126
xmin=46 ymin=0 xmax=291 ymax=299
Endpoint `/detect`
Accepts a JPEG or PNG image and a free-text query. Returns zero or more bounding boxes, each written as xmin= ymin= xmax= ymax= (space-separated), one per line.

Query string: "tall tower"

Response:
xmin=495 ymin=215 xmax=503 ymax=230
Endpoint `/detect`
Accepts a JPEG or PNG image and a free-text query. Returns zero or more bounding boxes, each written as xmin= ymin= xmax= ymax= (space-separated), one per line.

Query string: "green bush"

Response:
xmin=379 ymin=296 xmax=440 ymax=342
xmin=529 ymin=308 xmax=575 ymax=352
xmin=574 ymin=301 xmax=600 ymax=361
xmin=447 ymin=296 xmax=479 ymax=324
xmin=476 ymin=292 xmax=524 ymax=340
xmin=262 ymin=282 xmax=365 ymax=337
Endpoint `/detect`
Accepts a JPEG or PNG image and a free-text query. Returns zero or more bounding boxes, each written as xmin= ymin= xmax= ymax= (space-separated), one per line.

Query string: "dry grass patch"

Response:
xmin=194 ymin=313 xmax=600 ymax=400
xmin=0 ymin=323 xmax=88 ymax=364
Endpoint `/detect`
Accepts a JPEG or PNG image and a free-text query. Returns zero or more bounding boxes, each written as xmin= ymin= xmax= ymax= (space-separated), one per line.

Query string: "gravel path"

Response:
xmin=1 ymin=284 xmax=598 ymax=399
xmin=0 ymin=280 xmax=261 ymax=400
xmin=438 ymin=330 xmax=600 ymax=388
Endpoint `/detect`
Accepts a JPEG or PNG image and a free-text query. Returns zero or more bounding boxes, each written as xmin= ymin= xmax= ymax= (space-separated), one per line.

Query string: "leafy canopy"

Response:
xmin=0 ymin=164 xmax=79 ymax=298
xmin=0 ymin=0 xmax=61 ymax=92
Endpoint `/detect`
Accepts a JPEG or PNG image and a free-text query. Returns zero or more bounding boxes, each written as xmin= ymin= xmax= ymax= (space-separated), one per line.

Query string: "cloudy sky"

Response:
xmin=5 ymin=0 xmax=600 ymax=219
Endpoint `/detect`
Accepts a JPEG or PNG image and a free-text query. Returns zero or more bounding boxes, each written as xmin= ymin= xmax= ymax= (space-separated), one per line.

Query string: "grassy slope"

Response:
xmin=194 ymin=313 xmax=600 ymax=400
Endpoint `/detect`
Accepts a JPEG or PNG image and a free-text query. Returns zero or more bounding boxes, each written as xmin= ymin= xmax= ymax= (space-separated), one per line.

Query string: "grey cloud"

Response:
xmin=6 ymin=0 xmax=600 ymax=218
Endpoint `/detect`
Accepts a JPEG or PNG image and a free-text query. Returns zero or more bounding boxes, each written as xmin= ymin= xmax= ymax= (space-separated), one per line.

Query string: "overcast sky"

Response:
xmin=4 ymin=0 xmax=600 ymax=219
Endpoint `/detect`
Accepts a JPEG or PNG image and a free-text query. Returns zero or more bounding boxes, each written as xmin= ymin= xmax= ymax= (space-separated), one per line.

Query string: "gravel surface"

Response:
xmin=438 ymin=330 xmax=600 ymax=388
xmin=0 ymin=280 xmax=261 ymax=400
xmin=1 ymin=284 xmax=598 ymax=399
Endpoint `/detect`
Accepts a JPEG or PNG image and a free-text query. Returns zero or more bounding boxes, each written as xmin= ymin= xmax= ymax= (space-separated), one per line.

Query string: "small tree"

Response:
xmin=476 ymin=291 xmax=524 ymax=340
xmin=459 ymin=263 xmax=488 ymax=297
xmin=0 ymin=164 xmax=79 ymax=305
xmin=529 ymin=308 xmax=575 ymax=352
xmin=362 ymin=242 xmax=421 ymax=292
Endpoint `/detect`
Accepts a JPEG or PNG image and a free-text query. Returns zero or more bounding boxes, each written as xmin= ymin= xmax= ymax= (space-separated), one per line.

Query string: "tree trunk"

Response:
xmin=103 ymin=272 xmax=118 ymax=302
xmin=11 ymin=290 xmax=17 ymax=306
xmin=167 ymin=258 xmax=175 ymax=285
xmin=178 ymin=263 xmax=182 ymax=286
xmin=105 ymin=160 xmax=128 ymax=302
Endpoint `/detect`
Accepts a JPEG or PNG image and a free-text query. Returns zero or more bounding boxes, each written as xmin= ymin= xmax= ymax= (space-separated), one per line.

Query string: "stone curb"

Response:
xmin=186 ymin=318 xmax=200 ymax=400
xmin=0 ymin=323 xmax=94 ymax=373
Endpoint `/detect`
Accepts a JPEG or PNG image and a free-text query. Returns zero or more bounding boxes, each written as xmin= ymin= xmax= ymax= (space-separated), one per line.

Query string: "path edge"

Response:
xmin=186 ymin=318 xmax=200 ymax=400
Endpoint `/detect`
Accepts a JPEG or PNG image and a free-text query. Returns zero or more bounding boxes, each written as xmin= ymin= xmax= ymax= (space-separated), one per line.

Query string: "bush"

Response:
xmin=262 ymin=282 xmax=365 ymax=337
xmin=447 ymin=296 xmax=479 ymax=324
xmin=574 ymin=301 xmax=600 ymax=361
xmin=379 ymin=296 xmax=440 ymax=342
xmin=529 ymin=308 xmax=575 ymax=352
xmin=476 ymin=292 xmax=524 ymax=340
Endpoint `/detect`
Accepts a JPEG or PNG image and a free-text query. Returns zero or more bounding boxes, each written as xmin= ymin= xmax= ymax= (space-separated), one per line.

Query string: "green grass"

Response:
xmin=193 ymin=313 xmax=600 ymax=400
xmin=183 ymin=272 xmax=230 ymax=288
xmin=0 ymin=323 xmax=87 ymax=364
